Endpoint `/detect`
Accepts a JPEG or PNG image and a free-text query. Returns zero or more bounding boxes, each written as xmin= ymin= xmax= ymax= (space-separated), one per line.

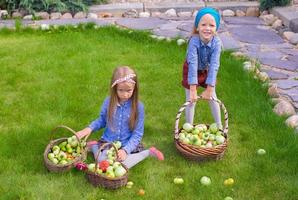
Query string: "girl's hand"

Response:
xmin=75 ymin=127 xmax=92 ymax=139
xmin=189 ymin=85 xmax=197 ymax=103
xmin=117 ymin=149 xmax=127 ymax=161
xmin=201 ymin=85 xmax=214 ymax=100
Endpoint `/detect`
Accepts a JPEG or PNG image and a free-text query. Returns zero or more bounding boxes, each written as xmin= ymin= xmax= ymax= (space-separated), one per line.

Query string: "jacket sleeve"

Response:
xmin=186 ymin=37 xmax=199 ymax=85
xmin=122 ymin=103 xmax=145 ymax=154
xmin=206 ymin=37 xmax=222 ymax=86
xmin=88 ymin=97 xmax=109 ymax=132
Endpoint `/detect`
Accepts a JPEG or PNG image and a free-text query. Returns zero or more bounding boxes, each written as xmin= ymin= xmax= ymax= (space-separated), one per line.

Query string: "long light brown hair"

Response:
xmin=108 ymin=66 xmax=139 ymax=131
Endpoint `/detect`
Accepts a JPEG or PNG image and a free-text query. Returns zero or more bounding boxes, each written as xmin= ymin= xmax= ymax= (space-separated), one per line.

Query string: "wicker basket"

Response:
xmin=174 ymin=96 xmax=229 ymax=161
xmin=86 ymin=143 xmax=128 ymax=189
xmin=43 ymin=125 xmax=89 ymax=172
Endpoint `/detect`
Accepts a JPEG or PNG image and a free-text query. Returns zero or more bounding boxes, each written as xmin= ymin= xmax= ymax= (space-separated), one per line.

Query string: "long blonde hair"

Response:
xmin=108 ymin=66 xmax=139 ymax=131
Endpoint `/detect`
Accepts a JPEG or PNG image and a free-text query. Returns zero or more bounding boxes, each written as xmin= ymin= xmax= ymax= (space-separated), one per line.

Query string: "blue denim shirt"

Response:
xmin=186 ymin=35 xmax=222 ymax=86
xmin=89 ymin=97 xmax=145 ymax=154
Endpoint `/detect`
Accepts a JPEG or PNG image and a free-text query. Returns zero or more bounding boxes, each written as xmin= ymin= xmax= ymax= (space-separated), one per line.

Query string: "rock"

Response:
xmin=12 ymin=11 xmax=22 ymax=18
xmin=268 ymin=84 xmax=280 ymax=97
xmin=285 ymin=115 xmax=298 ymax=128
xmin=41 ymin=24 xmax=50 ymax=30
xmin=243 ymin=61 xmax=255 ymax=72
xmin=178 ymin=11 xmax=192 ymax=17
xmin=272 ymin=19 xmax=282 ymax=30
xmin=231 ymin=51 xmax=246 ymax=58
xmin=0 ymin=10 xmax=8 ymax=19
xmin=74 ymin=12 xmax=86 ymax=19
xmin=289 ymin=33 xmax=298 ymax=45
xmin=50 ymin=12 xmax=62 ymax=20
xmin=283 ymin=31 xmax=295 ymax=41
xmin=139 ymin=12 xmax=150 ymax=18
xmin=260 ymin=14 xmax=276 ymax=26
xmin=151 ymin=12 xmax=161 ymax=17
xmin=157 ymin=36 xmax=165 ymax=41
xmin=122 ymin=9 xmax=138 ymax=18
xmin=61 ymin=13 xmax=72 ymax=19
xmin=164 ymin=9 xmax=177 ymax=17
xmin=177 ymin=38 xmax=186 ymax=46
xmin=236 ymin=10 xmax=246 ymax=17
xmin=260 ymin=10 xmax=269 ymax=16
xmin=100 ymin=12 xmax=113 ymax=18
xmin=222 ymin=9 xmax=235 ymax=17
xmin=273 ymin=100 xmax=296 ymax=116
xmin=246 ymin=7 xmax=259 ymax=17
xmin=258 ymin=72 xmax=269 ymax=82
xmin=87 ymin=13 xmax=97 ymax=19
xmin=23 ymin=15 xmax=33 ymax=20
xmin=36 ymin=12 xmax=49 ymax=20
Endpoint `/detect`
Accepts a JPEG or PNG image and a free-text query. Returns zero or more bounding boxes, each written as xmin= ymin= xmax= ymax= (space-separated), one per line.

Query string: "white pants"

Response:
xmin=185 ymin=88 xmax=222 ymax=128
xmin=91 ymin=145 xmax=150 ymax=169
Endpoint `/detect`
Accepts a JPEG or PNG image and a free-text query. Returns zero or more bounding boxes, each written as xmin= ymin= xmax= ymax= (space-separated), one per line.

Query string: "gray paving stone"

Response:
xmin=229 ymin=25 xmax=284 ymax=44
xmin=116 ymin=17 xmax=167 ymax=30
xmin=158 ymin=15 xmax=193 ymax=21
xmin=159 ymin=21 xmax=181 ymax=30
xmin=262 ymin=43 xmax=293 ymax=49
xmin=259 ymin=58 xmax=298 ymax=71
xmin=153 ymin=28 xmax=189 ymax=38
xmin=176 ymin=21 xmax=193 ymax=32
xmin=263 ymin=69 xmax=289 ymax=80
xmin=289 ymin=18 xmax=298 ymax=33
xmin=280 ymin=88 xmax=298 ymax=103
xmin=271 ymin=6 xmax=298 ymax=27
xmin=256 ymin=50 xmax=284 ymax=60
xmin=223 ymin=17 xmax=265 ymax=25
xmin=145 ymin=2 xmax=204 ymax=13
xmin=34 ymin=18 xmax=115 ymax=26
xmin=276 ymin=80 xmax=298 ymax=89
xmin=218 ymin=32 xmax=242 ymax=50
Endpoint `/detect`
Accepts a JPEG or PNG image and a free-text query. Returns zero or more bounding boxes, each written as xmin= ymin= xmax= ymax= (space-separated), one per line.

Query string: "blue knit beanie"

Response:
xmin=194 ymin=7 xmax=220 ymax=31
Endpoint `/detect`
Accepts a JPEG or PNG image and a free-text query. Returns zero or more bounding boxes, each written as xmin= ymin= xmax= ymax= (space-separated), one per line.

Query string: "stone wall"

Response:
xmin=108 ymin=0 xmax=298 ymax=3
xmin=108 ymin=0 xmax=256 ymax=3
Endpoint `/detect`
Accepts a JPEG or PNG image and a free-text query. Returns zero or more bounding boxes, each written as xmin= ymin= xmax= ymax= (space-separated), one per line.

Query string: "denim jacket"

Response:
xmin=89 ymin=97 xmax=145 ymax=154
xmin=186 ymin=35 xmax=222 ymax=86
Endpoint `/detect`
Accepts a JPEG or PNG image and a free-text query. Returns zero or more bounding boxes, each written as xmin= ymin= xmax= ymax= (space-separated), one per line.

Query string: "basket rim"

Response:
xmin=174 ymin=96 xmax=229 ymax=140
xmin=43 ymin=137 xmax=88 ymax=168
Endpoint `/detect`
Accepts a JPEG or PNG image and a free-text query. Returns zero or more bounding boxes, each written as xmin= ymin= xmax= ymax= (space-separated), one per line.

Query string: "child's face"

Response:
xmin=116 ymin=81 xmax=135 ymax=103
xmin=197 ymin=14 xmax=216 ymax=43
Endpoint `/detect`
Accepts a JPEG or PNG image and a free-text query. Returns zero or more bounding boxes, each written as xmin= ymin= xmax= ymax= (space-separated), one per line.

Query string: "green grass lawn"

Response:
xmin=0 ymin=25 xmax=297 ymax=200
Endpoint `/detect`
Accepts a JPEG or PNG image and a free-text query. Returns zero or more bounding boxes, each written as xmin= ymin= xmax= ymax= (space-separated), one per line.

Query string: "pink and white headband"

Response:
xmin=111 ymin=73 xmax=136 ymax=88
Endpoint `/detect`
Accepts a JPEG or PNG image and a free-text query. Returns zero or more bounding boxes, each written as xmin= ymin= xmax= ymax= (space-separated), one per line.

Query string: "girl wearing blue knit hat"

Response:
xmin=181 ymin=7 xmax=222 ymax=129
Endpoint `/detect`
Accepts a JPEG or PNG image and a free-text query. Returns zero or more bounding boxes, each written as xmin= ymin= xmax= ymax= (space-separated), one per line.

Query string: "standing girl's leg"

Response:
xmin=122 ymin=147 xmax=164 ymax=169
xmin=208 ymin=87 xmax=222 ymax=129
xmin=185 ymin=88 xmax=196 ymax=124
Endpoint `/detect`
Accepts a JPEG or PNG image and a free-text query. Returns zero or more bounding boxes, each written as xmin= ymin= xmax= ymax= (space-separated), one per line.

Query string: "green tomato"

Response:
xmin=200 ymin=176 xmax=211 ymax=186
xmin=224 ymin=197 xmax=233 ymax=200
xmin=257 ymin=149 xmax=266 ymax=155
xmin=51 ymin=158 xmax=59 ymax=164
xmin=209 ymin=123 xmax=218 ymax=133
xmin=58 ymin=141 xmax=67 ymax=148
xmin=173 ymin=177 xmax=184 ymax=184
xmin=52 ymin=145 xmax=60 ymax=151
xmin=183 ymin=123 xmax=193 ymax=132
xmin=48 ymin=153 xmax=55 ymax=160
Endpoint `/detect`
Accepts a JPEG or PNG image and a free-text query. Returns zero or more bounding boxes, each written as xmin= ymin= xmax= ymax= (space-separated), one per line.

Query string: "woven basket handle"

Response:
xmin=50 ymin=125 xmax=90 ymax=142
xmin=174 ymin=96 xmax=229 ymax=140
xmin=94 ymin=142 xmax=118 ymax=172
